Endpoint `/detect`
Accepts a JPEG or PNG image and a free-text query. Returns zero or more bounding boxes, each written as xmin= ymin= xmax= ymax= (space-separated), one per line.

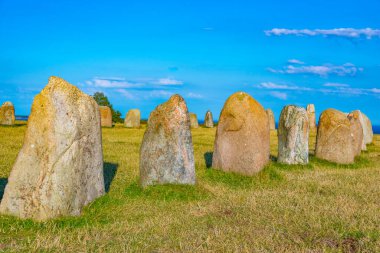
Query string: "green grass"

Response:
xmin=0 ymin=122 xmax=379 ymax=252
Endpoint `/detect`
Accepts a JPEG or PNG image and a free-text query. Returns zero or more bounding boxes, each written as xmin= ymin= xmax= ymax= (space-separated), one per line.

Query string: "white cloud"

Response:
xmin=186 ymin=92 xmax=203 ymax=99
xmin=288 ymin=59 xmax=304 ymax=64
xmin=157 ymin=78 xmax=183 ymax=86
xmin=370 ymin=88 xmax=380 ymax=93
xmin=265 ymin=28 xmax=380 ymax=39
xmin=323 ymin=82 xmax=350 ymax=87
xmin=257 ymin=82 xmax=312 ymax=91
xmin=148 ymin=90 xmax=174 ymax=99
xmin=270 ymin=91 xmax=287 ymax=100
xmin=116 ymin=89 xmax=136 ymax=100
xmin=269 ymin=63 xmax=362 ymax=77
xmin=86 ymin=77 xmax=143 ymax=88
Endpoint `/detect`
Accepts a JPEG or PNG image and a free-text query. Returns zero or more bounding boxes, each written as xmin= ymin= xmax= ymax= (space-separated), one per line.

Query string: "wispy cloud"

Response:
xmin=288 ymin=59 xmax=304 ymax=64
xmin=116 ymin=89 xmax=136 ymax=100
xmin=148 ymin=90 xmax=174 ymax=99
xmin=257 ymin=82 xmax=312 ymax=91
xmin=265 ymin=28 xmax=380 ymax=39
xmin=270 ymin=91 xmax=288 ymax=100
xmin=186 ymin=92 xmax=203 ymax=99
xmin=156 ymin=78 xmax=183 ymax=85
xmin=85 ymin=77 xmax=143 ymax=88
xmin=268 ymin=63 xmax=362 ymax=77
xmin=323 ymin=82 xmax=350 ymax=87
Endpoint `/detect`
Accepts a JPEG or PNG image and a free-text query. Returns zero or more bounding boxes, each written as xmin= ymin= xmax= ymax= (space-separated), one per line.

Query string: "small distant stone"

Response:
xmin=212 ymin=92 xmax=270 ymax=175
xmin=99 ymin=106 xmax=112 ymax=127
xmin=140 ymin=94 xmax=195 ymax=187
xmin=315 ymin=109 xmax=355 ymax=164
xmin=0 ymin=101 xmax=15 ymax=126
xmin=357 ymin=112 xmax=373 ymax=150
xmin=306 ymin=104 xmax=317 ymax=130
xmin=347 ymin=110 xmax=364 ymax=156
xmin=124 ymin=109 xmax=141 ymax=128
xmin=266 ymin=109 xmax=276 ymax=130
xmin=204 ymin=110 xmax=214 ymax=128
xmin=277 ymin=105 xmax=309 ymax=164
xmin=0 ymin=76 xmax=105 ymax=220
xmin=189 ymin=113 xmax=199 ymax=128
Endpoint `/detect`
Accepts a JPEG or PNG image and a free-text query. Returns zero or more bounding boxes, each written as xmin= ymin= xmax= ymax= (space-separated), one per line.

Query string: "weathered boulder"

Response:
xmin=189 ymin=113 xmax=199 ymax=128
xmin=306 ymin=104 xmax=317 ymax=130
xmin=99 ymin=106 xmax=112 ymax=127
xmin=204 ymin=110 xmax=214 ymax=128
xmin=358 ymin=112 xmax=373 ymax=150
xmin=347 ymin=110 xmax=364 ymax=156
xmin=277 ymin=105 xmax=309 ymax=164
xmin=124 ymin=109 xmax=141 ymax=128
xmin=315 ymin=109 xmax=355 ymax=164
xmin=266 ymin=109 xmax=276 ymax=130
xmin=0 ymin=101 xmax=15 ymax=126
xmin=0 ymin=76 xmax=105 ymax=220
xmin=212 ymin=92 xmax=270 ymax=175
xmin=140 ymin=94 xmax=195 ymax=187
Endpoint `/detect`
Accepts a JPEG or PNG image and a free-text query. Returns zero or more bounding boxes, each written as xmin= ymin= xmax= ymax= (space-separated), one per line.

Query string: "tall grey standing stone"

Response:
xmin=212 ymin=92 xmax=270 ymax=175
xmin=0 ymin=101 xmax=15 ymax=126
xmin=0 ymin=76 xmax=105 ymax=220
xmin=306 ymin=104 xmax=317 ymax=130
xmin=124 ymin=109 xmax=141 ymax=128
xmin=347 ymin=110 xmax=364 ymax=156
xmin=204 ymin=110 xmax=214 ymax=128
xmin=266 ymin=109 xmax=276 ymax=130
xmin=357 ymin=112 xmax=373 ymax=150
xmin=277 ymin=105 xmax=309 ymax=164
xmin=189 ymin=113 xmax=199 ymax=128
xmin=139 ymin=94 xmax=195 ymax=187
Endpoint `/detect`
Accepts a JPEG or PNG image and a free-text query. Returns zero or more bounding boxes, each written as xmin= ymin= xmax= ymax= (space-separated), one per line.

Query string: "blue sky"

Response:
xmin=1 ymin=0 xmax=380 ymax=124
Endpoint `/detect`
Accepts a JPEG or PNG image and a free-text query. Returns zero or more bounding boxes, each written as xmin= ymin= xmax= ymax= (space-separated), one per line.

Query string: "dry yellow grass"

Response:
xmin=0 ymin=122 xmax=379 ymax=252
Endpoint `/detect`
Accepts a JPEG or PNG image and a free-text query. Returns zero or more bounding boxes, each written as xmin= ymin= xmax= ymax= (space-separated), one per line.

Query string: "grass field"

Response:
xmin=0 ymin=122 xmax=379 ymax=252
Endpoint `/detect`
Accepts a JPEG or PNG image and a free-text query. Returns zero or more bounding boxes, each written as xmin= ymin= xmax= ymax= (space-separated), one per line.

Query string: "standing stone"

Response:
xmin=99 ymin=106 xmax=112 ymax=127
xmin=124 ymin=109 xmax=141 ymax=128
xmin=347 ymin=110 xmax=364 ymax=156
xmin=0 ymin=76 xmax=105 ymax=220
xmin=204 ymin=110 xmax=214 ymax=128
xmin=0 ymin=101 xmax=15 ymax=126
xmin=277 ymin=105 xmax=309 ymax=164
xmin=212 ymin=92 xmax=270 ymax=175
xmin=140 ymin=94 xmax=195 ymax=187
xmin=358 ymin=112 xmax=373 ymax=150
xmin=189 ymin=113 xmax=199 ymax=128
xmin=306 ymin=104 xmax=317 ymax=130
xmin=266 ymin=109 xmax=276 ymax=130
xmin=315 ymin=109 xmax=355 ymax=164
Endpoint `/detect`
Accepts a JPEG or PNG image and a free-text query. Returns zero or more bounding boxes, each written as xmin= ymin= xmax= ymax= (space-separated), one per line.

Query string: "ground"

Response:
xmin=0 ymin=122 xmax=379 ymax=252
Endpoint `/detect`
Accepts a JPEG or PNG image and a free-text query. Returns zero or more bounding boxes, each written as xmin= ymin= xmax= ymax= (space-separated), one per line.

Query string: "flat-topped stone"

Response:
xmin=189 ymin=113 xmax=199 ymax=128
xmin=99 ymin=106 xmax=112 ymax=127
xmin=124 ymin=109 xmax=141 ymax=128
xmin=266 ymin=109 xmax=276 ymax=130
xmin=0 ymin=101 xmax=15 ymax=126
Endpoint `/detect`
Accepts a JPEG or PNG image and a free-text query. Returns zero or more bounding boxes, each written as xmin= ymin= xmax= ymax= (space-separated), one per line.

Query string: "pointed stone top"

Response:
xmin=2 ymin=101 xmax=13 ymax=107
xmin=306 ymin=104 xmax=315 ymax=112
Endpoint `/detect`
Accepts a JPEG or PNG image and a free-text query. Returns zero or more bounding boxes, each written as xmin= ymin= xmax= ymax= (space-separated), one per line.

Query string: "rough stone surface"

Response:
xmin=277 ymin=105 xmax=309 ymax=164
xmin=140 ymin=94 xmax=195 ymax=187
xmin=99 ymin=106 xmax=112 ymax=127
xmin=266 ymin=109 xmax=276 ymax=130
xmin=189 ymin=113 xmax=199 ymax=128
xmin=0 ymin=101 xmax=15 ymax=126
xmin=204 ymin=110 xmax=214 ymax=128
xmin=358 ymin=112 xmax=373 ymax=150
xmin=347 ymin=110 xmax=364 ymax=156
xmin=124 ymin=109 xmax=141 ymax=128
xmin=212 ymin=92 xmax=270 ymax=175
xmin=0 ymin=76 xmax=105 ymax=220
xmin=306 ymin=104 xmax=317 ymax=130
xmin=315 ymin=109 xmax=355 ymax=164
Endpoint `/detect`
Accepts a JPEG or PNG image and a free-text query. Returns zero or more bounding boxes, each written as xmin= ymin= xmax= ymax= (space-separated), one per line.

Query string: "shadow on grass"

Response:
xmin=0 ymin=123 xmax=25 ymax=128
xmin=0 ymin=178 xmax=8 ymax=201
xmin=204 ymin=163 xmax=284 ymax=189
xmin=204 ymin=152 xmax=213 ymax=168
xmin=125 ymin=182 xmax=211 ymax=202
xmin=309 ymin=155 xmax=371 ymax=169
xmin=103 ymin=162 xmax=118 ymax=193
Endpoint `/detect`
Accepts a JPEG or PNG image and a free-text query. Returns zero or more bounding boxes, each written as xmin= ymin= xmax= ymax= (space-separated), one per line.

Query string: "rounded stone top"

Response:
xmin=307 ymin=104 xmax=315 ymax=112
xmin=2 ymin=101 xmax=14 ymax=107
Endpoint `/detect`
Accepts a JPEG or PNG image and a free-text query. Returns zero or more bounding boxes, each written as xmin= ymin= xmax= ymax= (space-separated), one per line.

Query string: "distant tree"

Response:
xmin=92 ymin=92 xmax=123 ymax=123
